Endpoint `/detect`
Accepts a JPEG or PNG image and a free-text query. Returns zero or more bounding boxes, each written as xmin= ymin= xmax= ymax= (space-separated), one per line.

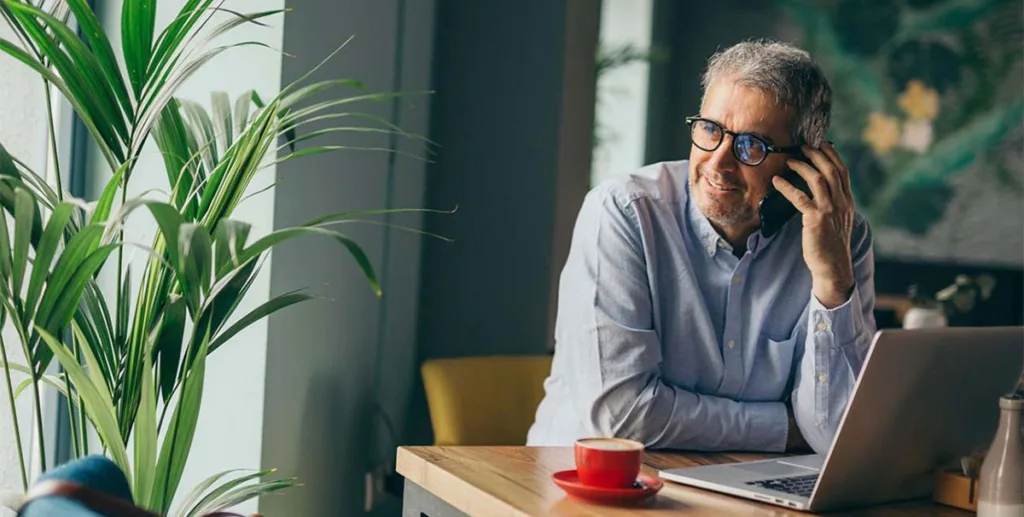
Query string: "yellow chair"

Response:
xmin=421 ymin=355 xmax=553 ymax=446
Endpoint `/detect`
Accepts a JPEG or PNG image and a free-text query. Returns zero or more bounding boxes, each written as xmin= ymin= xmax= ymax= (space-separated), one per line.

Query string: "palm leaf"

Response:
xmin=153 ymin=99 xmax=203 ymax=217
xmin=134 ymin=343 xmax=158 ymax=510
xmin=93 ymin=162 xmax=129 ymax=225
xmin=63 ymin=0 xmax=134 ymax=121
xmin=211 ymin=92 xmax=232 ymax=151
xmin=171 ymin=469 xmax=246 ymax=517
xmin=154 ymin=294 xmax=186 ymax=403
xmin=122 ymin=0 xmax=157 ymax=99
xmin=237 ymin=226 xmax=380 ymax=295
xmin=203 ymin=8 xmax=284 ymax=42
xmin=6 ymin=2 xmax=130 ymax=148
xmin=177 ymin=223 xmax=212 ymax=312
xmin=24 ymin=202 xmax=73 ymax=325
xmin=152 ymin=333 xmax=208 ymax=513
xmin=279 ymin=78 xmax=365 ymax=110
xmin=201 ymin=259 xmax=258 ymax=345
xmin=148 ymin=0 xmax=214 ymax=79
xmin=208 ymin=290 xmax=313 ymax=352
xmin=12 ymin=188 xmax=34 ymax=299
xmin=0 ymin=206 xmax=11 ymax=285
xmin=179 ymin=99 xmax=219 ymax=175
xmin=35 ymin=224 xmax=105 ymax=328
xmin=133 ymin=41 xmax=278 ymax=158
xmin=199 ymin=478 xmax=295 ymax=515
xmin=41 ymin=243 xmax=120 ymax=346
xmin=0 ymin=36 xmax=119 ymax=169
xmin=185 ymin=470 xmax=288 ymax=517
xmin=212 ymin=220 xmax=250 ymax=272
xmin=0 ymin=361 xmax=69 ymax=399
xmin=37 ymin=327 xmax=131 ymax=483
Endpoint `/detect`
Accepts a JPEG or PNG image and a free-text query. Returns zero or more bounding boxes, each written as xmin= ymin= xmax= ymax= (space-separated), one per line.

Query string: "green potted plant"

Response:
xmin=0 ymin=1 xmax=431 ymax=514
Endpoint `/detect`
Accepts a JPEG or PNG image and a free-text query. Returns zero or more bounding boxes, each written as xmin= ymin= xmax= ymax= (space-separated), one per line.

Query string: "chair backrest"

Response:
xmin=421 ymin=355 xmax=552 ymax=446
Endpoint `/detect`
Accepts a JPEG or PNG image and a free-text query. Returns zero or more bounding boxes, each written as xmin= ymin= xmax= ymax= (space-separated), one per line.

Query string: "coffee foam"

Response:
xmin=577 ymin=438 xmax=643 ymax=451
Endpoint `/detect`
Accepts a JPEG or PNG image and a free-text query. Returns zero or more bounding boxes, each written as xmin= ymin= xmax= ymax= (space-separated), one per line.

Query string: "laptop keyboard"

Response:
xmin=745 ymin=474 xmax=818 ymax=497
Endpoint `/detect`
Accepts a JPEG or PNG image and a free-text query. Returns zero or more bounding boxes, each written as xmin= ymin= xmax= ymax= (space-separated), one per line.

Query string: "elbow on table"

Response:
xmin=792 ymin=405 xmax=837 ymax=455
xmin=581 ymin=386 xmax=664 ymax=448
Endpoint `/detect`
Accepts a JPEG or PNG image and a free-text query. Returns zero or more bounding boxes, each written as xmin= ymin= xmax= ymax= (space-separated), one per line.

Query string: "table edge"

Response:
xmin=396 ymin=446 xmax=534 ymax=517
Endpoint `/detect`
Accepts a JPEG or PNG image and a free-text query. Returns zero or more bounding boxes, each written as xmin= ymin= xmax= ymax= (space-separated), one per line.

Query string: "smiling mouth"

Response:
xmin=705 ymin=176 xmax=740 ymax=192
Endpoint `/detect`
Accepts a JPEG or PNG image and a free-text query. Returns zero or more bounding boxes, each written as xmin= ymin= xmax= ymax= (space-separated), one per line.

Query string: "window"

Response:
xmin=591 ymin=0 xmax=655 ymax=187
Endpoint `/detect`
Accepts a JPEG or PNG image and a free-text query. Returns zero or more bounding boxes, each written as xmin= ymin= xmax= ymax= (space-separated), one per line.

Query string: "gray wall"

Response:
xmin=410 ymin=0 xmax=599 ymax=445
xmin=0 ymin=17 xmax=47 ymax=503
xmin=263 ymin=0 xmax=599 ymax=512
xmin=261 ymin=0 xmax=434 ymax=515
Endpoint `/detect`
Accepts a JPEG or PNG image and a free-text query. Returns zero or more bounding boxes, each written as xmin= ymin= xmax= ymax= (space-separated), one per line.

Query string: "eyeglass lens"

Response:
xmin=690 ymin=119 xmax=768 ymax=165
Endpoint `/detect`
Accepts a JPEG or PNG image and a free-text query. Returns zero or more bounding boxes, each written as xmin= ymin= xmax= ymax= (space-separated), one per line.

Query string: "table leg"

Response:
xmin=402 ymin=478 xmax=470 ymax=517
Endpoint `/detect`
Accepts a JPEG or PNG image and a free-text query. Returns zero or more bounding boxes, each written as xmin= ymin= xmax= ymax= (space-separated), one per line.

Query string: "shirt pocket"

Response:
xmin=744 ymin=334 xmax=799 ymax=401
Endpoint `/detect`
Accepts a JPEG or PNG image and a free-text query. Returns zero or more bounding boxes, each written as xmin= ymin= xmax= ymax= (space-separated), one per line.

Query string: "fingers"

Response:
xmin=800 ymin=146 xmax=843 ymax=208
xmin=786 ymin=157 xmax=832 ymax=210
xmin=819 ymin=142 xmax=854 ymax=204
xmin=772 ymin=174 xmax=816 ymax=214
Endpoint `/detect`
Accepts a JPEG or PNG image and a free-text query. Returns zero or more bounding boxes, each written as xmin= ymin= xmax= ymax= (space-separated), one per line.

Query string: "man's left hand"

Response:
xmin=772 ymin=142 xmax=856 ymax=309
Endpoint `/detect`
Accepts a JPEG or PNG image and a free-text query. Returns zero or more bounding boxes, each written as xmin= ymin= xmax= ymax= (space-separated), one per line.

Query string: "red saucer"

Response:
xmin=552 ymin=469 xmax=663 ymax=505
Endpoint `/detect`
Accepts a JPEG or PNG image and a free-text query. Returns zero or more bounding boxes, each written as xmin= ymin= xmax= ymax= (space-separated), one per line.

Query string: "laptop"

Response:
xmin=659 ymin=326 xmax=1024 ymax=512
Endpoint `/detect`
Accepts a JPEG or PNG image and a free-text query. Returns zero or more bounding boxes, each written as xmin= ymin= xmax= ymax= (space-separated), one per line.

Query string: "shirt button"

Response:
xmin=707 ymin=247 xmax=715 ymax=255
xmin=816 ymin=321 xmax=829 ymax=332
xmin=733 ymin=276 xmax=742 ymax=285
xmin=818 ymin=373 xmax=827 ymax=383
xmin=717 ymin=240 xmax=726 ymax=248
xmin=727 ymin=340 xmax=736 ymax=349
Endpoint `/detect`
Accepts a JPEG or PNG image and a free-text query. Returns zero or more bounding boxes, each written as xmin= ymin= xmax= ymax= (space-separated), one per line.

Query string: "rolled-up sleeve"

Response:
xmin=558 ymin=188 xmax=788 ymax=451
xmin=790 ymin=215 xmax=877 ymax=454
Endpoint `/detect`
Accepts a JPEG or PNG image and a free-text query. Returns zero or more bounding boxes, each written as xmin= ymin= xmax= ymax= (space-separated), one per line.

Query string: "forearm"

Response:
xmin=791 ymin=287 xmax=874 ymax=453
xmin=581 ymin=373 xmax=789 ymax=452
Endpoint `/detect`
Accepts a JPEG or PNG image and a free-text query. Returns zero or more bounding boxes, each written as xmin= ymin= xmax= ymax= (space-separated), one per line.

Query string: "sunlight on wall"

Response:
xmin=0 ymin=18 xmax=46 ymax=516
xmin=591 ymin=0 xmax=653 ymax=187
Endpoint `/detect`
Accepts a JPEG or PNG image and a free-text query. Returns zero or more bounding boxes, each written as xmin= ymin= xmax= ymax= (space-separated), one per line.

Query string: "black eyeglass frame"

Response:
xmin=685 ymin=116 xmax=803 ymax=166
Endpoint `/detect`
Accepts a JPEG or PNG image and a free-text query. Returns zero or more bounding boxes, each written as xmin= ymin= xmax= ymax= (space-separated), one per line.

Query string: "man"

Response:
xmin=526 ymin=40 xmax=876 ymax=454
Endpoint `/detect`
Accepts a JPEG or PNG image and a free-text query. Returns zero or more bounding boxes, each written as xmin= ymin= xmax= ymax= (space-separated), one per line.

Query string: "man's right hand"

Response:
xmin=785 ymin=403 xmax=811 ymax=453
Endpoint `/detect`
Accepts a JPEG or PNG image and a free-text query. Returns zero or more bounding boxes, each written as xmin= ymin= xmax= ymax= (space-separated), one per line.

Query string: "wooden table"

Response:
xmin=396 ymin=446 xmax=970 ymax=516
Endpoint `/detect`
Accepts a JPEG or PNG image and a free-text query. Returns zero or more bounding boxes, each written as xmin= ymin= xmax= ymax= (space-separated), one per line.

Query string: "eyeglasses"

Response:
xmin=685 ymin=116 xmax=802 ymax=166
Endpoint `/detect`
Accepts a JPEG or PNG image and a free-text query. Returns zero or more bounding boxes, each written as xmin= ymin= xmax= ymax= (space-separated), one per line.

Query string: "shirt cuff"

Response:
xmin=745 ymin=402 xmax=788 ymax=452
xmin=809 ymin=287 xmax=861 ymax=347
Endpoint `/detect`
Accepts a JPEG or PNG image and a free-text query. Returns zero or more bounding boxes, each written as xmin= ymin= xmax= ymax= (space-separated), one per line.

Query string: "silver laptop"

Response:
xmin=659 ymin=326 xmax=1024 ymax=512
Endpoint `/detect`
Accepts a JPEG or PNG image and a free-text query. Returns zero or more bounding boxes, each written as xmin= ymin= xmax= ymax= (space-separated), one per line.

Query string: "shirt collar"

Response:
xmin=684 ymin=175 xmax=781 ymax=257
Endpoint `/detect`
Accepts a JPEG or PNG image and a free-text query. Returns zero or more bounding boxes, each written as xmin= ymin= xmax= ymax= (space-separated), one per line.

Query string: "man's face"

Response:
xmin=688 ymin=77 xmax=796 ymax=232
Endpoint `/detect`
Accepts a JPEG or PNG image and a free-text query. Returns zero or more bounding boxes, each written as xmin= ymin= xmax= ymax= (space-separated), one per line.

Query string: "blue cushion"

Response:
xmin=19 ymin=497 xmax=107 ymax=517
xmin=20 ymin=455 xmax=134 ymax=517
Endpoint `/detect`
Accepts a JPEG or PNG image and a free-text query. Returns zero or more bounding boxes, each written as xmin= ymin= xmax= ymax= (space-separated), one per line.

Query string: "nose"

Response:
xmin=705 ymin=134 xmax=739 ymax=174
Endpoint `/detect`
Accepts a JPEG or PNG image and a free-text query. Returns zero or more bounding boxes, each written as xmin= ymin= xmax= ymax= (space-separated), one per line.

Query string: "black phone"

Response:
xmin=757 ymin=154 xmax=813 ymax=238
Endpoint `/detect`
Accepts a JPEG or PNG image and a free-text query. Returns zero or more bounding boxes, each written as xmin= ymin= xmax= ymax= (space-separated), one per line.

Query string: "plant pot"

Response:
xmin=903 ymin=307 xmax=948 ymax=329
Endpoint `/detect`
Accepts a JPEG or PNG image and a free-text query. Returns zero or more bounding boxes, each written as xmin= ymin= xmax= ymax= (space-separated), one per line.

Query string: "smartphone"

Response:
xmin=757 ymin=154 xmax=813 ymax=238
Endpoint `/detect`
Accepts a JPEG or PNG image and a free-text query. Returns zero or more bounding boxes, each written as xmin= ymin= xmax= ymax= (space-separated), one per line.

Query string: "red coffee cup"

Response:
xmin=574 ymin=437 xmax=644 ymax=488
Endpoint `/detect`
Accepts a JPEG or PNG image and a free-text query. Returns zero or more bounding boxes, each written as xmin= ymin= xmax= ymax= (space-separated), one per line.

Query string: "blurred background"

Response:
xmin=0 ymin=0 xmax=1021 ymax=515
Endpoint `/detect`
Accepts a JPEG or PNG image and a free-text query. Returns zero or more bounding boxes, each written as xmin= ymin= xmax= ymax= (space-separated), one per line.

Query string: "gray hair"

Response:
xmin=701 ymin=39 xmax=832 ymax=147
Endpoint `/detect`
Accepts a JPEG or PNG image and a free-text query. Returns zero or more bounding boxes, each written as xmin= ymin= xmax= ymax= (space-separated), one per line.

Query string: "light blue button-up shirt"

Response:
xmin=526 ymin=160 xmax=876 ymax=453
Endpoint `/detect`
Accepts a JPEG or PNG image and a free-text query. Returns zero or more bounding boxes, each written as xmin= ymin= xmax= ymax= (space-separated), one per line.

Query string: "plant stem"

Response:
xmin=29 ymin=363 xmax=47 ymax=473
xmin=13 ymin=326 xmax=46 ymax=474
xmin=64 ymin=376 xmax=79 ymax=457
xmin=0 ymin=332 xmax=28 ymax=491
xmin=115 ymin=178 xmax=127 ymax=428
xmin=80 ymin=386 xmax=89 ymax=457
xmin=66 ymin=338 xmax=81 ymax=458
xmin=43 ymin=83 xmax=63 ymax=201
